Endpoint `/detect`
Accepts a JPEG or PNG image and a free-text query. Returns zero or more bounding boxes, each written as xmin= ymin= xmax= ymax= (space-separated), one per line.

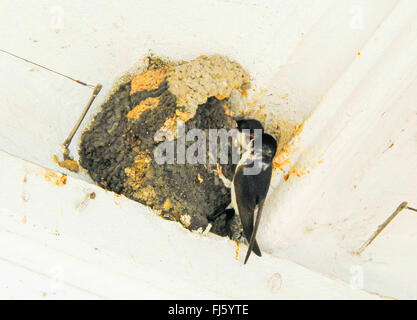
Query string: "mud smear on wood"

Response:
xmin=42 ymin=169 xmax=67 ymax=186
xmin=52 ymin=155 xmax=80 ymax=172
xmin=79 ymin=54 xmax=250 ymax=240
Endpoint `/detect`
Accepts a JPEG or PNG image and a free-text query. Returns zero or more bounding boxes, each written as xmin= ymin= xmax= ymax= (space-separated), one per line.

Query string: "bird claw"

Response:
xmin=216 ymin=164 xmax=225 ymax=178
xmin=213 ymin=164 xmax=232 ymax=189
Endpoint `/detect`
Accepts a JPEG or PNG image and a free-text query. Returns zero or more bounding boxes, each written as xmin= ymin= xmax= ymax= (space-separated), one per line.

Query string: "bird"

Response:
xmin=211 ymin=119 xmax=277 ymax=264
xmin=232 ymin=132 xmax=277 ymax=263
xmin=210 ymin=118 xmax=264 ymax=202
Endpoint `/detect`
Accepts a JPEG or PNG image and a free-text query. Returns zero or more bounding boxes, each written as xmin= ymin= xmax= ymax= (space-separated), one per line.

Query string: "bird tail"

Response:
xmin=252 ymin=240 xmax=262 ymax=257
xmin=244 ymin=202 xmax=264 ymax=264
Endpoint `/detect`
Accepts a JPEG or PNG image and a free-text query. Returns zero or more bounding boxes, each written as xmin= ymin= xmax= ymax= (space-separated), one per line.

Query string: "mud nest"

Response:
xmin=79 ymin=55 xmax=251 ymax=241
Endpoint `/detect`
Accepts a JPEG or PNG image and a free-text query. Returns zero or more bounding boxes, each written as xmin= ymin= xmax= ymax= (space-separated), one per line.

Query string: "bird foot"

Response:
xmin=213 ymin=164 xmax=232 ymax=189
